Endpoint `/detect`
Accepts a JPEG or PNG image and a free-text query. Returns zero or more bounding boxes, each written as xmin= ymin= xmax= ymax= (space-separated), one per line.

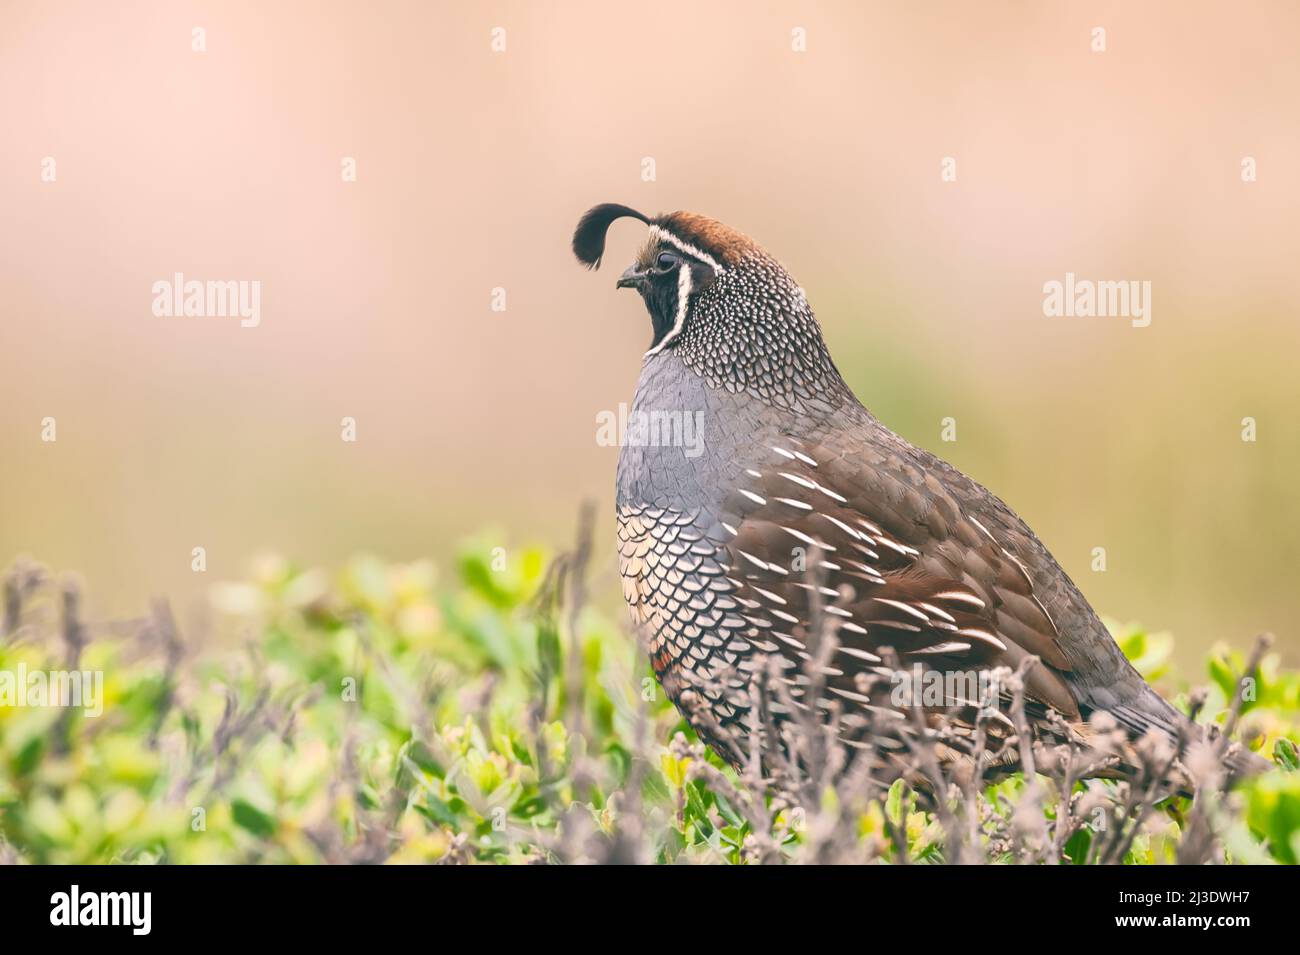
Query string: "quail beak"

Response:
xmin=616 ymin=263 xmax=647 ymax=289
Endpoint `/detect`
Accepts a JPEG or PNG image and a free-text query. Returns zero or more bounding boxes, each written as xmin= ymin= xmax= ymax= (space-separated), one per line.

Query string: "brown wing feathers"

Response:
xmin=716 ymin=438 xmax=1082 ymax=724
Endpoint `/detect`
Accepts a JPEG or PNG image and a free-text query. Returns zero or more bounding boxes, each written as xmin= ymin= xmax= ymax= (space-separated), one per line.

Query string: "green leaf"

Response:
xmin=1245 ymin=773 xmax=1300 ymax=864
xmin=1274 ymin=738 xmax=1299 ymax=772
xmin=13 ymin=735 xmax=44 ymax=778
xmin=1207 ymin=652 xmax=1239 ymax=702
xmin=886 ymin=778 xmax=908 ymax=826
xmin=404 ymin=739 xmax=445 ymax=778
xmin=414 ymin=795 xmax=459 ymax=828
xmin=230 ymin=799 xmax=277 ymax=839
xmin=1063 ymin=827 xmax=1092 ymax=864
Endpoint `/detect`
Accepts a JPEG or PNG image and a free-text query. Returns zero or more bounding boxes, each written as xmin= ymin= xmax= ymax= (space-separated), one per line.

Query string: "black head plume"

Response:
xmin=572 ymin=203 xmax=651 ymax=269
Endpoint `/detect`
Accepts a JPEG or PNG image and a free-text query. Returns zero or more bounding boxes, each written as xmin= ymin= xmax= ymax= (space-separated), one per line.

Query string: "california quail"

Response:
xmin=573 ymin=203 xmax=1266 ymax=783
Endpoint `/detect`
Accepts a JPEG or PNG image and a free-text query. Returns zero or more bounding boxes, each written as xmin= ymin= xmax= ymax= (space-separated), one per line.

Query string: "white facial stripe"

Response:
xmin=643 ymin=262 xmax=693 ymax=358
xmin=647 ymin=225 xmax=724 ymax=273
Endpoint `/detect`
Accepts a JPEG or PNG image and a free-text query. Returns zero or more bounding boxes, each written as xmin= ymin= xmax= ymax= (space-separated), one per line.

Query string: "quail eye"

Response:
xmin=656 ymin=251 xmax=679 ymax=271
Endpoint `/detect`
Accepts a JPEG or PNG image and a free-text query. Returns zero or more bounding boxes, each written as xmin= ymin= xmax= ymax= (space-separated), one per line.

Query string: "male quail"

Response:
xmin=573 ymin=203 xmax=1265 ymax=783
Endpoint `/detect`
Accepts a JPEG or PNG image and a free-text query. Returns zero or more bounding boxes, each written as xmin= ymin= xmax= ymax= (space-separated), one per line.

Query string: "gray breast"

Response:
xmin=618 ymin=352 xmax=762 ymax=514
xmin=614 ymin=353 xmax=780 ymax=756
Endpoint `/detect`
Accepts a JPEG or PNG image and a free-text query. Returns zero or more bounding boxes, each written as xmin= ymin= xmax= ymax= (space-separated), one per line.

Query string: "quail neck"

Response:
xmin=666 ymin=248 xmax=855 ymax=417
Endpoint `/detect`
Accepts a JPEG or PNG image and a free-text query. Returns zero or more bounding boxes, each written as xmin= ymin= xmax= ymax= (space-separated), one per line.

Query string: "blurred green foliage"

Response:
xmin=0 ymin=547 xmax=1296 ymax=864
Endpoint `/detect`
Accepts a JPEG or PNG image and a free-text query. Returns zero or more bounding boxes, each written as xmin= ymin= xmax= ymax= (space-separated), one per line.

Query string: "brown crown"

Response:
xmin=654 ymin=211 xmax=756 ymax=267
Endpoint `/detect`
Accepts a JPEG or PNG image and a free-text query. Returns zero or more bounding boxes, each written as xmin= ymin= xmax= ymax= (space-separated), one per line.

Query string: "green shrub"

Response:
xmin=0 ymin=543 xmax=1296 ymax=865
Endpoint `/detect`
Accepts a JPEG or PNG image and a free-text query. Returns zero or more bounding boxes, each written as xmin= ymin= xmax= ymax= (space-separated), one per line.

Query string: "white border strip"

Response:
xmin=648 ymin=225 xmax=725 ymax=274
xmin=644 ymin=263 xmax=693 ymax=357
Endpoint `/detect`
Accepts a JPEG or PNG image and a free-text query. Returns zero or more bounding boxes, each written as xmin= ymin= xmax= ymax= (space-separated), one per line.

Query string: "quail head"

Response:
xmin=572 ymin=203 xmax=1267 ymax=785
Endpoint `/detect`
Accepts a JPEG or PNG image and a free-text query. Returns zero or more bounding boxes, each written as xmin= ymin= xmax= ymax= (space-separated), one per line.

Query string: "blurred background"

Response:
xmin=1 ymin=0 xmax=1296 ymax=667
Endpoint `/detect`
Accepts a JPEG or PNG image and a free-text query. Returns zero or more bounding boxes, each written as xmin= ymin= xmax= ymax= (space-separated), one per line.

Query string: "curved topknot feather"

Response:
xmin=572 ymin=203 xmax=651 ymax=269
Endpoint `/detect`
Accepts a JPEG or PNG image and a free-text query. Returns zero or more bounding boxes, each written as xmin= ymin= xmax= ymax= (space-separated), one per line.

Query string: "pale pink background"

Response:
xmin=1 ymin=1 xmax=1297 ymax=663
